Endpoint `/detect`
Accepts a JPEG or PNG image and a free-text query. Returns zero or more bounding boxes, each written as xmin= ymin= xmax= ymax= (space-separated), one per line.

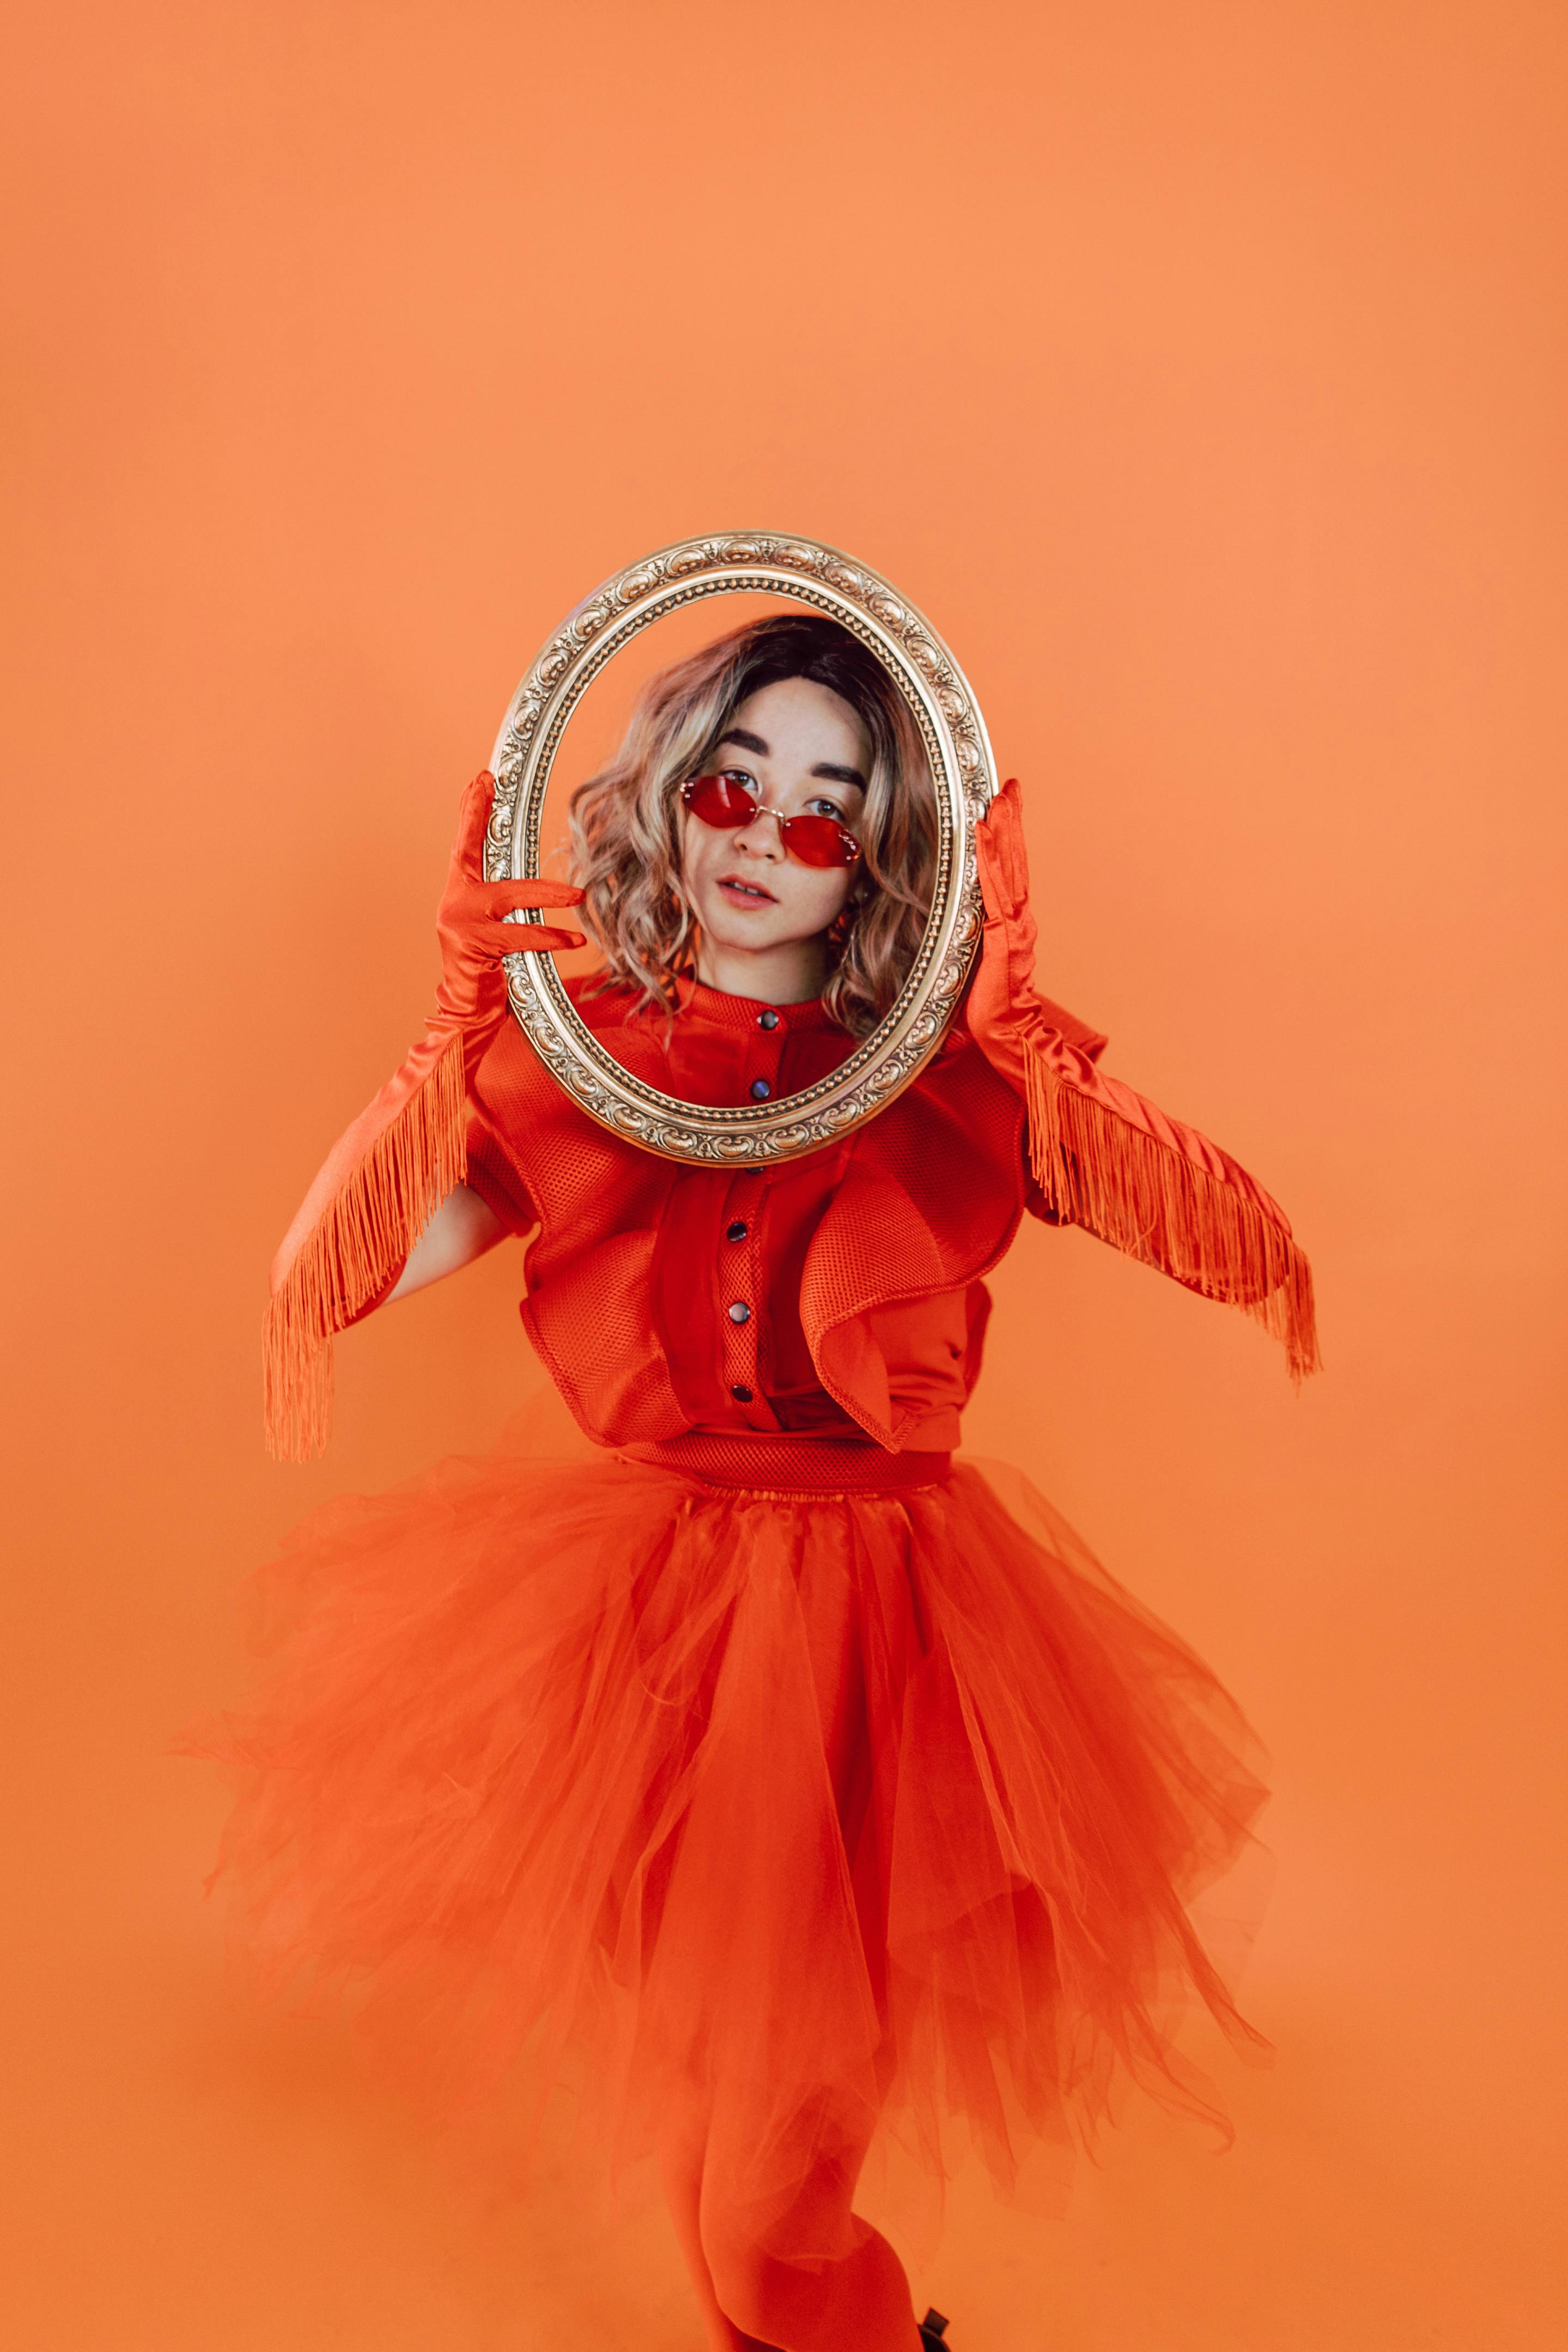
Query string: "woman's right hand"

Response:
xmin=433 ymin=771 xmax=587 ymax=1031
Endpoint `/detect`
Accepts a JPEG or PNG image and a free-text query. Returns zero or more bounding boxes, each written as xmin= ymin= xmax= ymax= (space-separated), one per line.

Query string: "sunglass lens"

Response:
xmin=685 ymin=774 xmax=755 ymax=827
xmin=781 ymin=815 xmax=858 ymax=868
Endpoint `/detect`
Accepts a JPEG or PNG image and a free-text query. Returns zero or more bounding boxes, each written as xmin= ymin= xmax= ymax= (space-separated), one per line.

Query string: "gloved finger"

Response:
xmin=471 ymin=877 xmax=587 ymax=911
xmin=448 ymin=770 xmax=498 ymax=880
xmin=446 ymin=911 xmax=569 ymax=952
xmin=976 ymin=777 xmax=1030 ymax=915
xmin=973 ymin=816 xmax=1011 ymax=920
xmin=486 ymin=924 xmax=587 ymax=956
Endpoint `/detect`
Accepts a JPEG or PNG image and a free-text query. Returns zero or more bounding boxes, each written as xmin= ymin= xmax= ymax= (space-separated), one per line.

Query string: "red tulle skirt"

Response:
xmin=198 ymin=1423 xmax=1266 ymax=2253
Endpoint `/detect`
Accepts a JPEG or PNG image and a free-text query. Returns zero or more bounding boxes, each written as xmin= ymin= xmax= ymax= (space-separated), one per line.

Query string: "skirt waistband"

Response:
xmin=618 ymin=1432 xmax=953 ymax=1494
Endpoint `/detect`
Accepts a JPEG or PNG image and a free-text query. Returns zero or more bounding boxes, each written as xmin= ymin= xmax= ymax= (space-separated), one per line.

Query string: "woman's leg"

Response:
xmin=700 ymin=2152 xmax=915 ymax=2352
xmin=672 ymin=1524 xmax=914 ymax=2349
xmin=660 ymin=2130 xmax=783 ymax=2352
xmin=663 ymin=2114 xmax=914 ymax=2352
xmin=662 ymin=1515 xmax=918 ymax=2349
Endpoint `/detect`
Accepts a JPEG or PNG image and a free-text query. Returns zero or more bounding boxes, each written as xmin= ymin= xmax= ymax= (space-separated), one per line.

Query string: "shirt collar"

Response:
xmin=676 ymin=975 xmax=840 ymax=1035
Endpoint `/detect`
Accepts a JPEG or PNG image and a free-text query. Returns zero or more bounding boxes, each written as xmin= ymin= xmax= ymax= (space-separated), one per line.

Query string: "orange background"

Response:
xmin=3 ymin=4 xmax=1565 ymax=2346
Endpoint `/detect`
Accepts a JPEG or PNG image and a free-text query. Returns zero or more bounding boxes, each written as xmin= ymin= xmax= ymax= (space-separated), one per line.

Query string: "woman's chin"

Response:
xmin=692 ymin=911 xmax=835 ymax=1002
xmin=697 ymin=905 xmax=797 ymax=956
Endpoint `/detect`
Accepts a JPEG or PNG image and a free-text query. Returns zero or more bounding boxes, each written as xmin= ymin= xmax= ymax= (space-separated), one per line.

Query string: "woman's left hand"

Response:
xmin=433 ymin=771 xmax=586 ymax=1032
xmin=967 ymin=780 xmax=1109 ymax=1079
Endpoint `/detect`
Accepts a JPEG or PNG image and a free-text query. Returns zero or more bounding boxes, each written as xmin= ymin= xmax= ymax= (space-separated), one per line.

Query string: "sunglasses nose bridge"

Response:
xmin=732 ymin=799 xmax=787 ymax=853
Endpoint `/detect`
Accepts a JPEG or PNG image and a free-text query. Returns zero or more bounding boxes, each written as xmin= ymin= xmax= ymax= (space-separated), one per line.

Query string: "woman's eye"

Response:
xmin=719 ymin=768 xmax=757 ymax=794
xmin=807 ymin=795 xmax=845 ymax=821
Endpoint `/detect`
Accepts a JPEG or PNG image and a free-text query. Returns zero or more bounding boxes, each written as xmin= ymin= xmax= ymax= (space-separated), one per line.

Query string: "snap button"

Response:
xmin=730 ymin=1384 xmax=753 ymax=1403
xmin=726 ymin=1220 xmax=747 ymax=1242
xmin=749 ymin=1078 xmax=771 ymax=1101
xmin=728 ymin=1301 xmax=751 ymax=1324
xmin=757 ymin=1008 xmax=780 ymax=1030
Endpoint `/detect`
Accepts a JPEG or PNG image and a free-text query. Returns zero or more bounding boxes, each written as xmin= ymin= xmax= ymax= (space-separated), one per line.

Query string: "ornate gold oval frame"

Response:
xmin=486 ymin=531 xmax=996 ymax=1164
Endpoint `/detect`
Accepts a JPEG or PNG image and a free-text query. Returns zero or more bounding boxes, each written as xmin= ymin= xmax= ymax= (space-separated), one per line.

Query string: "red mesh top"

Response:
xmin=466 ymin=977 xmax=1001 ymax=1452
xmin=465 ymin=970 xmax=1303 ymax=1453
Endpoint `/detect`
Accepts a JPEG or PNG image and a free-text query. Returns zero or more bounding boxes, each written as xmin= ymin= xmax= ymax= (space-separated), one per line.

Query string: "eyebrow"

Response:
xmin=717 ymin=727 xmax=867 ymax=793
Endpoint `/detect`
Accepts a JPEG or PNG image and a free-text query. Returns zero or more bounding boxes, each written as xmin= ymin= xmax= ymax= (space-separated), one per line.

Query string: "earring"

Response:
xmin=828 ymin=897 xmax=861 ymax=951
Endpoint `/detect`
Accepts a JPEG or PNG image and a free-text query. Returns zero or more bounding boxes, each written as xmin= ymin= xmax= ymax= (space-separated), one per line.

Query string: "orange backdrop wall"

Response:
xmin=3 ymin=4 xmax=1564 ymax=2347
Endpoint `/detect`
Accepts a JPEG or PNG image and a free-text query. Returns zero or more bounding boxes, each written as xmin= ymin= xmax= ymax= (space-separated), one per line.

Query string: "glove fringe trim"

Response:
xmin=263 ymin=1034 xmax=469 ymax=1460
xmin=1024 ymin=1049 xmax=1321 ymax=1384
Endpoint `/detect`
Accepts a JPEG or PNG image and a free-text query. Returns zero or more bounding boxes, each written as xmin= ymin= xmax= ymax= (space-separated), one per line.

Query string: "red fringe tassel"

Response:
xmin=263 ymin=1035 xmax=469 ymax=1461
xmin=1024 ymin=1050 xmax=1320 ymax=1383
xmin=262 ymin=1028 xmax=1315 ymax=1458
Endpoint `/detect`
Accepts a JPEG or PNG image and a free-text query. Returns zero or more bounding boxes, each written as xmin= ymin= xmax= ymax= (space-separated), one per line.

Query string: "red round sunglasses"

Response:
xmin=680 ymin=773 xmax=861 ymax=870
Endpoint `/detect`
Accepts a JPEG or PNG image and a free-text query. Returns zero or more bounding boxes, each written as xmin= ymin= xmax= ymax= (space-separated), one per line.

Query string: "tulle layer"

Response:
xmin=196 ymin=1427 xmax=1266 ymax=2249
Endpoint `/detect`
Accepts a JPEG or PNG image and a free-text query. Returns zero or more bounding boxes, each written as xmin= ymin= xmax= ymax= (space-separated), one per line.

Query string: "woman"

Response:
xmin=218 ymin=613 xmax=1316 ymax=2352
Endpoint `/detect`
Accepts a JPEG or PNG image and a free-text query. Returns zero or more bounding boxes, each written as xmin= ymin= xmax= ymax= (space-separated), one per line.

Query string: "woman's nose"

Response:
xmin=733 ymin=808 xmax=784 ymax=856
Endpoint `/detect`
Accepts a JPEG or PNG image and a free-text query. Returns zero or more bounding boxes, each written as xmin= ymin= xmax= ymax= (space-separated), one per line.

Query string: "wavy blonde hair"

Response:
xmin=568 ymin=613 xmax=937 ymax=1036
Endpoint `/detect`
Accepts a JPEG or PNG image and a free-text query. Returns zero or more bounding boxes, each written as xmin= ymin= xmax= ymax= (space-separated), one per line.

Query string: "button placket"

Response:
xmin=719 ymin=1169 xmax=774 ymax=1425
xmin=746 ymin=1005 xmax=787 ymax=1105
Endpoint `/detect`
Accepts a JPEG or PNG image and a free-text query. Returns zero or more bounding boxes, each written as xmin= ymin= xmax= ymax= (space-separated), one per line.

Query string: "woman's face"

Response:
xmin=679 ymin=676 xmax=870 ymax=977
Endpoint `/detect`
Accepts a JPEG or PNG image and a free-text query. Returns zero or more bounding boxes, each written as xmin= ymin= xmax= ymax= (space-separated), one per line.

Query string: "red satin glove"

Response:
xmin=966 ymin=778 xmax=1318 ymax=1381
xmin=967 ymin=776 xmax=1110 ymax=1079
xmin=267 ymin=773 xmax=584 ymax=1457
xmin=432 ymin=768 xmax=585 ymax=1045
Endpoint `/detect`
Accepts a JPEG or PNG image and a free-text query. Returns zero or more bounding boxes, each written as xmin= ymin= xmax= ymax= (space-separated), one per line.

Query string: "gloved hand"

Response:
xmin=967 ymin=776 xmax=1109 ymax=1083
xmin=965 ymin=778 xmax=1318 ymax=1381
xmin=432 ymin=768 xmax=586 ymax=1042
xmin=266 ymin=772 xmax=585 ymax=1457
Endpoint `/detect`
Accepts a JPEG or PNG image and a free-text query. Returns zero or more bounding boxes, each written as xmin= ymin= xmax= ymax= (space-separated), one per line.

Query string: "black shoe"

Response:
xmin=918 ymin=2311 xmax=949 ymax=2350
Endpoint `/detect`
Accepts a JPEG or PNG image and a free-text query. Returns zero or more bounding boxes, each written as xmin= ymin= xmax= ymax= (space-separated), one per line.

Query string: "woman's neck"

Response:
xmin=692 ymin=933 xmax=829 ymax=1005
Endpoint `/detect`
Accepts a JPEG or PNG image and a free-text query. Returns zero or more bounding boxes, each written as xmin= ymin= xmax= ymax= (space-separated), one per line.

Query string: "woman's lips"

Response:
xmin=716 ymin=874 xmax=777 ymax=907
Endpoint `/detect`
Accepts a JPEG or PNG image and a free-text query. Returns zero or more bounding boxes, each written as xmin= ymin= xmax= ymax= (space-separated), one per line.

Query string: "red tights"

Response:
xmin=659 ymin=2126 xmax=916 ymax=2352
